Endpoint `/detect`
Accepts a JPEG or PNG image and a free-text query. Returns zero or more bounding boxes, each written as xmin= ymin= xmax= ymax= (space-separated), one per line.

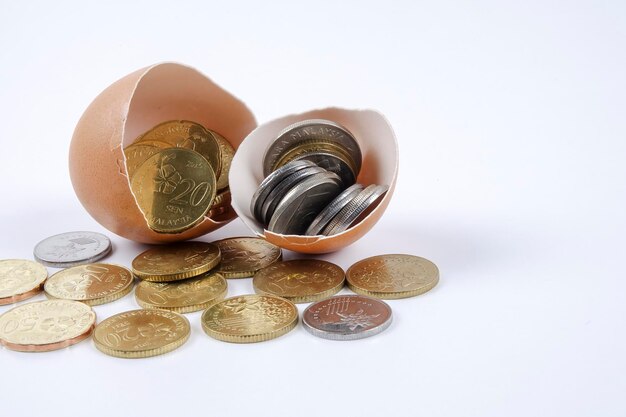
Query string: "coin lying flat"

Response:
xmin=0 ymin=300 xmax=96 ymax=352
xmin=212 ymin=237 xmax=282 ymax=279
xmin=201 ymin=294 xmax=298 ymax=343
xmin=302 ymin=295 xmax=392 ymax=340
xmin=253 ymin=259 xmax=345 ymax=303
xmin=135 ymin=271 xmax=227 ymax=313
xmin=0 ymin=259 xmax=48 ymax=305
xmin=212 ymin=130 xmax=235 ymax=191
xmin=346 ymin=254 xmax=439 ymax=299
xmin=34 ymin=231 xmax=112 ymax=268
xmin=132 ymin=241 xmax=221 ymax=282
xmin=93 ymin=309 xmax=190 ymax=358
xmin=44 ymin=263 xmax=134 ymax=306
xmin=322 ymin=184 xmax=389 ymax=236
xmin=306 ymin=184 xmax=364 ymax=236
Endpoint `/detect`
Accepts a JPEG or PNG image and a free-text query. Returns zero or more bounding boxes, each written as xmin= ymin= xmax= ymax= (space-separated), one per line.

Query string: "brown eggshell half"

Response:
xmin=230 ymin=107 xmax=398 ymax=254
xmin=69 ymin=62 xmax=256 ymax=243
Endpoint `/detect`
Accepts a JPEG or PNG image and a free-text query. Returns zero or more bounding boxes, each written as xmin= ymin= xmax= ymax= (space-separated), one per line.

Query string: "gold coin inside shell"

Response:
xmin=212 ymin=237 xmax=282 ymax=279
xmin=273 ymin=139 xmax=358 ymax=177
xmin=0 ymin=259 xmax=48 ymax=305
xmin=123 ymin=142 xmax=168 ymax=179
xmin=211 ymin=130 xmax=235 ymax=191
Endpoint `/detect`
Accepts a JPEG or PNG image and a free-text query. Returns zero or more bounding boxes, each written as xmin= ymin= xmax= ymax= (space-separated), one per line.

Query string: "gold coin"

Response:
xmin=135 ymin=271 xmax=227 ymax=313
xmin=44 ymin=263 xmax=134 ymax=306
xmin=130 ymin=148 xmax=216 ymax=233
xmin=346 ymin=254 xmax=439 ymax=299
xmin=0 ymin=259 xmax=48 ymax=305
xmin=0 ymin=300 xmax=96 ymax=352
xmin=212 ymin=237 xmax=282 ymax=279
xmin=123 ymin=142 xmax=167 ymax=179
xmin=201 ymin=294 xmax=298 ymax=343
xmin=137 ymin=120 xmax=222 ymax=179
xmin=273 ymin=139 xmax=358 ymax=175
xmin=132 ymin=241 xmax=221 ymax=282
xmin=211 ymin=189 xmax=231 ymax=209
xmin=212 ymin=130 xmax=234 ymax=191
xmin=93 ymin=309 xmax=190 ymax=358
xmin=253 ymin=259 xmax=344 ymax=303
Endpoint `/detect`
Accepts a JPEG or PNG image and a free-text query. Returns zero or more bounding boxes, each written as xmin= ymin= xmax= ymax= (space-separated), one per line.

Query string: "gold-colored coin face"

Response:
xmin=0 ymin=259 xmax=48 ymax=305
xmin=93 ymin=309 xmax=190 ymax=358
xmin=201 ymin=294 xmax=298 ymax=343
xmin=130 ymin=148 xmax=216 ymax=234
xmin=135 ymin=272 xmax=227 ymax=313
xmin=138 ymin=120 xmax=222 ymax=179
xmin=132 ymin=241 xmax=221 ymax=282
xmin=212 ymin=130 xmax=234 ymax=191
xmin=123 ymin=142 xmax=167 ymax=179
xmin=212 ymin=237 xmax=282 ymax=279
xmin=273 ymin=140 xmax=358 ymax=175
xmin=0 ymin=300 xmax=96 ymax=352
xmin=44 ymin=263 xmax=133 ymax=306
xmin=346 ymin=254 xmax=439 ymax=299
xmin=253 ymin=259 xmax=345 ymax=303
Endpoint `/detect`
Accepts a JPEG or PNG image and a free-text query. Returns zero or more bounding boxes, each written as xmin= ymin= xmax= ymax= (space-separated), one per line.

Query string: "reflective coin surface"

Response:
xmin=253 ymin=259 xmax=345 ymax=303
xmin=302 ymin=295 xmax=392 ymax=340
xmin=322 ymin=184 xmax=388 ymax=236
xmin=34 ymin=231 xmax=112 ymax=268
xmin=212 ymin=237 xmax=282 ymax=279
xmin=306 ymin=184 xmax=364 ymax=236
xmin=0 ymin=259 xmax=48 ymax=305
xmin=124 ymin=142 xmax=167 ymax=179
xmin=212 ymin=130 xmax=235 ymax=191
xmin=93 ymin=309 xmax=190 ymax=358
xmin=346 ymin=254 xmax=439 ymax=299
xmin=0 ymin=300 xmax=96 ymax=352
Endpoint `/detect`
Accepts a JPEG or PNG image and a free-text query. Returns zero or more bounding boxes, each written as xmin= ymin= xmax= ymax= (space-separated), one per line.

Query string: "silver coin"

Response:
xmin=250 ymin=160 xmax=316 ymax=223
xmin=292 ymin=152 xmax=356 ymax=186
xmin=322 ymin=184 xmax=389 ymax=236
xmin=34 ymin=231 xmax=112 ymax=268
xmin=263 ymin=119 xmax=362 ymax=177
xmin=305 ymin=184 xmax=364 ymax=236
xmin=268 ymin=171 xmax=343 ymax=235
xmin=261 ymin=166 xmax=325 ymax=224
xmin=302 ymin=295 xmax=392 ymax=341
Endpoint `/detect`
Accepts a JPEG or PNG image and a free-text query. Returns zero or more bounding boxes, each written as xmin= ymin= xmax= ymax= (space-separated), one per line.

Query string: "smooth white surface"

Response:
xmin=1 ymin=1 xmax=624 ymax=416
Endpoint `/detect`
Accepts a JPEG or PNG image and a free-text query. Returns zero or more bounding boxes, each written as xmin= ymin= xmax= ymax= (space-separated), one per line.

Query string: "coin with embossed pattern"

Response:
xmin=123 ymin=142 xmax=168 ymax=179
xmin=34 ymin=231 xmax=112 ymax=268
xmin=253 ymin=259 xmax=345 ymax=303
xmin=346 ymin=254 xmax=439 ymax=299
xmin=201 ymin=294 xmax=298 ymax=343
xmin=302 ymin=295 xmax=392 ymax=340
xmin=44 ymin=263 xmax=134 ymax=306
xmin=212 ymin=237 xmax=282 ymax=279
xmin=93 ymin=309 xmax=190 ymax=358
xmin=0 ymin=259 xmax=48 ymax=305
xmin=0 ymin=299 xmax=96 ymax=352
xmin=212 ymin=130 xmax=235 ymax=191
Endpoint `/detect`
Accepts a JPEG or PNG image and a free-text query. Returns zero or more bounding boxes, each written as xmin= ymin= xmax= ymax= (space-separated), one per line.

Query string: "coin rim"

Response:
xmin=132 ymin=242 xmax=221 ymax=282
xmin=33 ymin=231 xmax=112 ymax=268
xmin=0 ymin=259 xmax=48 ymax=305
xmin=212 ymin=237 xmax=283 ymax=279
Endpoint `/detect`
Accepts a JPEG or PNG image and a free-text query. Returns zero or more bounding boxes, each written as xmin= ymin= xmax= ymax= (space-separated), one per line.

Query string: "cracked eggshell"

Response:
xmin=69 ymin=63 xmax=256 ymax=244
xmin=230 ymin=107 xmax=398 ymax=254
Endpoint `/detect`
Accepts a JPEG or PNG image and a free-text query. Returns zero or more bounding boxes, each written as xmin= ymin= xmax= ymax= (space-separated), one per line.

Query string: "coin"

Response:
xmin=346 ymin=254 xmax=439 ymax=299
xmin=135 ymin=271 xmax=227 ymax=313
xmin=0 ymin=259 xmax=48 ymax=305
xmin=268 ymin=171 xmax=343 ymax=235
xmin=132 ymin=241 xmax=221 ymax=282
xmin=211 ymin=189 xmax=231 ymax=209
xmin=34 ymin=231 xmax=112 ymax=268
xmin=302 ymin=295 xmax=392 ymax=340
xmin=93 ymin=309 xmax=190 ymax=358
xmin=201 ymin=294 xmax=298 ymax=343
xmin=0 ymin=300 xmax=96 ymax=352
xmin=305 ymin=184 xmax=364 ymax=236
xmin=123 ymin=142 xmax=167 ymax=179
xmin=212 ymin=130 xmax=235 ymax=191
xmin=253 ymin=259 xmax=345 ymax=303
xmin=322 ymin=184 xmax=388 ymax=236
xmin=212 ymin=237 xmax=283 ymax=279
xmin=130 ymin=148 xmax=216 ymax=233
xmin=263 ymin=119 xmax=362 ymax=177
xmin=44 ymin=263 xmax=134 ymax=306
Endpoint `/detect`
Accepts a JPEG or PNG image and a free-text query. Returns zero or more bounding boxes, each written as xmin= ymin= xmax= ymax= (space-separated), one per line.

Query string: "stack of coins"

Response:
xmin=124 ymin=120 xmax=235 ymax=234
xmin=251 ymin=119 xmax=389 ymax=236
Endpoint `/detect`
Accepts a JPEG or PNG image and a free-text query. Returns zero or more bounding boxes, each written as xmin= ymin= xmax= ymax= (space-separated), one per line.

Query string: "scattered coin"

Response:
xmin=132 ymin=241 xmax=221 ymax=282
xmin=0 ymin=259 xmax=48 ymax=305
xmin=302 ymin=295 xmax=392 ymax=340
xmin=44 ymin=263 xmax=134 ymax=306
xmin=0 ymin=299 xmax=96 ymax=352
xmin=346 ymin=254 xmax=439 ymax=299
xmin=305 ymin=184 xmax=364 ymax=236
xmin=135 ymin=271 xmax=227 ymax=313
xmin=253 ymin=259 xmax=345 ymax=303
xmin=213 ymin=130 xmax=235 ymax=191
xmin=93 ymin=309 xmax=190 ymax=358
xmin=201 ymin=294 xmax=298 ymax=343
xmin=33 ymin=231 xmax=112 ymax=268
xmin=322 ymin=184 xmax=389 ymax=236
xmin=212 ymin=237 xmax=282 ymax=279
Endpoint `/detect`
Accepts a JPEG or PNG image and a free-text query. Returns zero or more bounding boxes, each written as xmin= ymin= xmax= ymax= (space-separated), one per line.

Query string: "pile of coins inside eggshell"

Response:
xmin=252 ymin=119 xmax=389 ymax=235
xmin=0 ymin=231 xmax=439 ymax=357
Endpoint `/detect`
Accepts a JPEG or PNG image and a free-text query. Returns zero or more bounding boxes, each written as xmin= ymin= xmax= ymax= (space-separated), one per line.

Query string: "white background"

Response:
xmin=1 ymin=1 xmax=625 ymax=416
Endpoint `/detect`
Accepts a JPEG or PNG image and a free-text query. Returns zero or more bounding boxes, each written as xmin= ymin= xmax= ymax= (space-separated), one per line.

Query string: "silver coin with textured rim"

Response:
xmin=292 ymin=152 xmax=356 ymax=187
xmin=306 ymin=184 xmax=364 ymax=236
xmin=302 ymin=295 xmax=392 ymax=341
xmin=322 ymin=185 xmax=389 ymax=236
xmin=34 ymin=231 xmax=112 ymax=268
